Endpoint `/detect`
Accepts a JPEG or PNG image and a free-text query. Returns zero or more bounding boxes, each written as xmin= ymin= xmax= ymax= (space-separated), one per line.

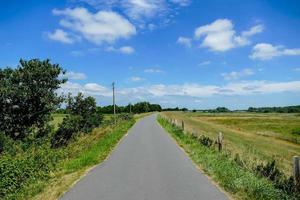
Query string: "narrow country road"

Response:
xmin=60 ymin=114 xmax=229 ymax=200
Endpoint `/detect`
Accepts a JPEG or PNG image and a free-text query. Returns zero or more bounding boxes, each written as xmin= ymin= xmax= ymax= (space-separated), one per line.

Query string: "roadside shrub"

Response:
xmin=51 ymin=115 xmax=82 ymax=148
xmin=81 ymin=113 xmax=103 ymax=133
xmin=0 ymin=146 xmax=62 ymax=199
xmin=117 ymin=113 xmax=133 ymax=121
xmin=291 ymin=128 xmax=300 ymax=135
xmin=255 ymin=160 xmax=282 ymax=182
xmin=255 ymin=160 xmax=300 ymax=197
xmin=198 ymin=135 xmax=213 ymax=147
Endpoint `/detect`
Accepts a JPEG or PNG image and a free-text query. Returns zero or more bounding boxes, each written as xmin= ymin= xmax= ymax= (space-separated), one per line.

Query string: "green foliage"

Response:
xmin=51 ymin=93 xmax=103 ymax=147
xmin=248 ymin=105 xmax=300 ymax=113
xmin=97 ymin=102 xmax=162 ymax=114
xmin=255 ymin=160 xmax=300 ymax=197
xmin=51 ymin=115 xmax=82 ymax=148
xmin=291 ymin=128 xmax=300 ymax=135
xmin=0 ymin=59 xmax=66 ymax=140
xmin=198 ymin=135 xmax=213 ymax=147
xmin=0 ymin=146 xmax=64 ymax=199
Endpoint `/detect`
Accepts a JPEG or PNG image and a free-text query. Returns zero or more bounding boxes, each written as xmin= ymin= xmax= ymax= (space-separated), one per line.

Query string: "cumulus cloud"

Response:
xmin=105 ymin=46 xmax=135 ymax=54
xmin=250 ymin=43 xmax=300 ymax=60
xmin=52 ymin=7 xmax=136 ymax=45
xmin=177 ymin=36 xmax=192 ymax=48
xmin=194 ymin=19 xmax=263 ymax=52
xmin=221 ymin=68 xmax=254 ymax=81
xmin=59 ymin=80 xmax=300 ymax=101
xmin=47 ymin=29 xmax=74 ymax=44
xmin=64 ymin=71 xmax=87 ymax=80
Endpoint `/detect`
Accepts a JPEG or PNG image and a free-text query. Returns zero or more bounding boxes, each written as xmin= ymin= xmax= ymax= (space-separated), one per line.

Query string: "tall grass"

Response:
xmin=157 ymin=116 xmax=294 ymax=200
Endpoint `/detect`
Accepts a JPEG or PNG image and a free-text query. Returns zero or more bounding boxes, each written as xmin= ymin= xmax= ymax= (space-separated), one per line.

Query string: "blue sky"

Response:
xmin=1 ymin=0 xmax=300 ymax=109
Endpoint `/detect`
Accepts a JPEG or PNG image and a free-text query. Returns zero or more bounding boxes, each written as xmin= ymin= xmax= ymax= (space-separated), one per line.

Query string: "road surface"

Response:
xmin=60 ymin=114 xmax=229 ymax=200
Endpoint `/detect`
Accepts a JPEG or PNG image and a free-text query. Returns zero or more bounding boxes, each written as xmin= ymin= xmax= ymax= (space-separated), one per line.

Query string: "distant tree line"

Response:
xmin=97 ymin=102 xmax=162 ymax=114
xmin=247 ymin=105 xmax=300 ymax=113
xmin=194 ymin=107 xmax=231 ymax=113
xmin=162 ymin=107 xmax=188 ymax=111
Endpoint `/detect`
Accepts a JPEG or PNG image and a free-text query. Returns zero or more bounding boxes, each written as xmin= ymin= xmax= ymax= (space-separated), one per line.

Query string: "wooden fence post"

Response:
xmin=181 ymin=120 xmax=184 ymax=131
xmin=217 ymin=132 xmax=223 ymax=152
xmin=293 ymin=156 xmax=300 ymax=188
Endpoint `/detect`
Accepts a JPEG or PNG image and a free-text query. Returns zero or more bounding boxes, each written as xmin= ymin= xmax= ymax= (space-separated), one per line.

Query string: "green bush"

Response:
xmin=255 ymin=160 xmax=300 ymax=197
xmin=0 ymin=146 xmax=63 ymax=199
xmin=198 ymin=135 xmax=213 ymax=147
xmin=51 ymin=115 xmax=82 ymax=148
xmin=291 ymin=128 xmax=300 ymax=135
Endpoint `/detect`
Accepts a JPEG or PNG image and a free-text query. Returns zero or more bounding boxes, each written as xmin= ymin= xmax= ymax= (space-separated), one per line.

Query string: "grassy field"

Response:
xmin=157 ymin=116 xmax=294 ymax=200
xmin=161 ymin=111 xmax=300 ymax=176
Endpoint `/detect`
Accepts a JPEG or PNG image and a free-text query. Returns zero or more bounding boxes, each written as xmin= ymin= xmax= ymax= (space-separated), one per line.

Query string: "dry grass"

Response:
xmin=162 ymin=111 xmax=300 ymax=176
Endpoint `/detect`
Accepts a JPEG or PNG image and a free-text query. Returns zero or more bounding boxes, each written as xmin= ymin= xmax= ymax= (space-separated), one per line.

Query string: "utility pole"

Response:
xmin=129 ymin=103 xmax=132 ymax=113
xmin=112 ymin=82 xmax=116 ymax=124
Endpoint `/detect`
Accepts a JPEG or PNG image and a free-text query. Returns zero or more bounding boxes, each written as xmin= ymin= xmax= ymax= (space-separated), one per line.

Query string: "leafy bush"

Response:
xmin=51 ymin=115 xmax=82 ymax=148
xmin=51 ymin=93 xmax=103 ymax=147
xmin=291 ymin=128 xmax=300 ymax=135
xmin=0 ymin=146 xmax=63 ymax=199
xmin=198 ymin=135 xmax=213 ymax=147
xmin=117 ymin=113 xmax=133 ymax=121
xmin=255 ymin=160 xmax=300 ymax=197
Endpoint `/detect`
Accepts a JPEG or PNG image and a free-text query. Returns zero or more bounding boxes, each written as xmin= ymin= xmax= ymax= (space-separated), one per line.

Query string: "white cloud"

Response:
xmin=221 ymin=68 xmax=254 ymax=81
xmin=122 ymin=0 xmax=165 ymax=20
xmin=59 ymin=80 xmax=300 ymax=101
xmin=241 ymin=24 xmax=264 ymax=37
xmin=72 ymin=0 xmax=189 ymax=29
xmin=129 ymin=76 xmax=145 ymax=82
xmin=52 ymin=7 xmax=136 ymax=45
xmin=106 ymin=46 xmax=135 ymax=54
xmin=65 ymin=71 xmax=87 ymax=80
xmin=194 ymin=19 xmax=263 ymax=52
xmin=250 ymin=43 xmax=300 ymax=60
xmin=177 ymin=36 xmax=192 ymax=48
xmin=198 ymin=61 xmax=211 ymax=66
xmin=59 ymin=82 xmax=111 ymax=97
xmin=47 ymin=29 xmax=74 ymax=44
xmin=144 ymin=68 xmax=164 ymax=73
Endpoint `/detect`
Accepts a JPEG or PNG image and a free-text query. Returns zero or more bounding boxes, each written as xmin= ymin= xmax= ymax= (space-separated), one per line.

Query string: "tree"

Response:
xmin=0 ymin=59 xmax=66 ymax=139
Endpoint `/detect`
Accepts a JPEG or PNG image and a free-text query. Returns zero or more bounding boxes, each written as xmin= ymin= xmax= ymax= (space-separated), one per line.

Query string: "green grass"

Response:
xmin=157 ymin=116 xmax=293 ymax=200
xmin=162 ymin=111 xmax=300 ymax=175
xmin=1 ymin=118 xmax=136 ymax=200
xmin=64 ymin=120 xmax=135 ymax=172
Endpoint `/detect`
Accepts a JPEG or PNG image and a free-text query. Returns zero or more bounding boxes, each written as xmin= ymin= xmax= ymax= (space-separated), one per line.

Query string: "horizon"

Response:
xmin=1 ymin=0 xmax=300 ymax=109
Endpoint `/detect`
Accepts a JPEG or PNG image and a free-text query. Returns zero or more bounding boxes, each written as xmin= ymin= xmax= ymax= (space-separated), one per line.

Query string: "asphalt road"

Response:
xmin=60 ymin=114 xmax=229 ymax=200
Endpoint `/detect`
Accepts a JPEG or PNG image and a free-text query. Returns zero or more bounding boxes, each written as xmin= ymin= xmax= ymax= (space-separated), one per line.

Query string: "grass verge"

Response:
xmin=3 ymin=118 xmax=135 ymax=200
xmin=157 ymin=115 xmax=294 ymax=200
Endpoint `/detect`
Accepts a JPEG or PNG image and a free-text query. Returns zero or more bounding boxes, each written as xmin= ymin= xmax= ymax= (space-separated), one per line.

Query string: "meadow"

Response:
xmin=161 ymin=111 xmax=300 ymax=176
